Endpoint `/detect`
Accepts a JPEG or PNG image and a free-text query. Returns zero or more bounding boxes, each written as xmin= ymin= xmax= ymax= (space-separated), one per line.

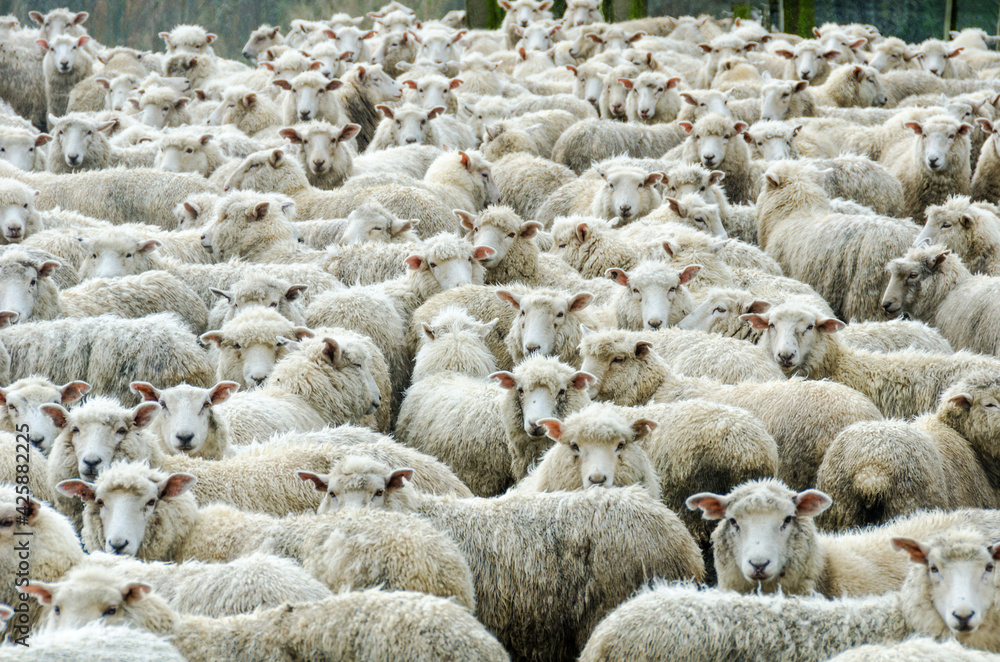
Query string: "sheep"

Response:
xmin=214 ymin=332 xmax=385 ymax=442
xmin=2 ymin=313 xmax=212 ymax=406
xmin=973 ymin=119 xmax=1000 ymax=205
xmin=329 ymin=478 xmax=703 ymax=661
xmin=881 ymin=114 xmax=973 ymax=223
xmin=806 ymin=155 xmax=906 ymax=217
xmin=0 ymin=180 xmax=44 ymax=244
xmin=130 ymin=86 xmax=191 ymax=129
xmin=774 ymin=38 xmax=841 ymax=85
xmin=742 ymin=300 xmax=1000 ymax=419
xmin=153 ymin=131 xmax=226 ymax=178
xmin=811 ymin=64 xmax=888 ymax=108
xmin=622 ymin=71 xmax=682 ymax=123
xmin=0 ymin=127 xmax=49 ymax=172
xmin=60 ymin=460 xmax=476 ymax=609
xmin=756 ymin=161 xmax=918 ymax=322
xmin=517 ymin=401 xmax=659 ymax=499
xmin=490 ymin=152 xmax=576 ymax=221
xmin=396 ymin=337 xmax=512 ymax=496
xmin=208 ymin=274 xmax=307 ymax=327
xmin=159 ymin=24 xmax=218 ymax=56
xmin=368 ymin=103 xmax=476 ymax=151
xmin=0 ymin=619 xmax=187 ymax=661
xmin=606 ymin=262 xmax=700 ymax=330
xmin=745 ymin=120 xmax=802 ymax=160
xmin=579 ymin=530 xmax=1000 ymax=661
xmin=827 ymin=638 xmax=1000 ymax=661
xmin=551 ymin=119 xmax=686 ymax=174
xmin=567 ymin=60 xmax=611 ymax=110
xmin=205 ymin=87 xmax=281 ymax=138
xmin=675 ymin=113 xmax=759 ymax=204
xmin=332 ymin=63 xmax=403 ymax=152
xmin=641 ymin=194 xmax=728 ymax=239
xmin=481 ymin=109 xmax=577 ymax=160
xmin=678 ymin=286 xmax=829 ymax=343
xmin=201 ymin=308 xmax=313 ymax=389
xmin=536 ymin=164 xmax=663 ymax=225
xmin=242 ymin=24 xmax=283 ymax=60
xmin=759 ymin=79 xmax=816 ymax=121
xmin=45 ymin=113 xmax=156 ymax=173
xmin=27 ymin=572 xmax=508 ymax=662
xmin=499 ymin=288 xmax=599 ymax=368
xmin=222 ymin=148 xmax=458 ymax=236
xmin=273 ymin=71 xmax=344 ymax=125
xmin=352 ymin=143 xmax=443 ymax=179
xmin=883 ymin=245 xmax=1000 ymax=356
xmin=0 ymin=161 xmax=215 ymax=230
xmin=38 ymin=35 xmax=94 ymax=118
xmin=580 ymin=329 xmax=881 ymax=490
xmin=0 ymin=376 xmax=89 ymax=455
xmin=130 ymin=381 xmax=237 ymax=461
xmin=410 ymin=306 xmax=499 ymax=381
xmin=836 ymin=319 xmax=954 ymax=354
xmin=279 ymin=121 xmax=359 ymax=190
xmin=59 ymin=272 xmax=209 ymax=333
xmin=402 ymin=74 xmax=463 ymax=114
xmin=916 ymin=196 xmax=1000 ymax=275
xmin=914 ymin=39 xmax=976 ymax=79
xmin=866 ymin=36 xmax=919 ymax=73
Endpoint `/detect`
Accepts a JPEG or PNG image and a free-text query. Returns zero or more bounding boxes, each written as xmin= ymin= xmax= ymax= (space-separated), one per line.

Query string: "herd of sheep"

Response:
xmin=2 ymin=2 xmax=1000 ymax=660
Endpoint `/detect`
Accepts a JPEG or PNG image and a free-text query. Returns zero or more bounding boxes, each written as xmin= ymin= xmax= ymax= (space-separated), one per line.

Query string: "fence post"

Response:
xmin=943 ymin=0 xmax=957 ymax=40
xmin=781 ymin=0 xmax=814 ymax=38
xmin=466 ymin=0 xmax=504 ymax=29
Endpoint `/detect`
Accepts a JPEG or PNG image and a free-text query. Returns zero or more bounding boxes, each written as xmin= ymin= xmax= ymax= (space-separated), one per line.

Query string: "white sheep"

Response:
xmin=38 ymin=35 xmax=94 ymax=118
xmin=200 ymin=308 xmax=313 ymax=388
xmin=279 ymin=121 xmax=360 ymax=190
xmin=0 ymin=376 xmax=89 ymax=454
xmin=606 ymin=261 xmax=700 ymax=330
xmin=917 ymin=195 xmax=1000 ymax=275
xmin=368 ymin=103 xmax=476 ymax=151
xmin=130 ymin=381 xmax=239 ymax=461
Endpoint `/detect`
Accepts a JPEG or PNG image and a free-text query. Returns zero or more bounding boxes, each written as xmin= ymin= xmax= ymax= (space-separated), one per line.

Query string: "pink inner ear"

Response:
xmin=686 ymin=494 xmax=727 ymax=519
xmin=490 ymin=371 xmax=516 ymax=389
xmin=404 ymin=255 xmax=424 ymax=270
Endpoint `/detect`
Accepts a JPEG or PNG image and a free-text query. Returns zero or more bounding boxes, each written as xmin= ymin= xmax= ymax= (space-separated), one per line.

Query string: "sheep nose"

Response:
xmin=242 ymin=50 xmax=252 ymax=59
xmin=109 ymin=539 xmax=130 ymax=554
xmin=702 ymin=155 xmax=715 ymax=166
xmin=777 ymin=351 xmax=796 ymax=366
xmin=299 ymin=111 xmax=312 ymax=120
xmin=882 ymin=301 xmax=896 ymax=313
xmin=647 ymin=319 xmax=662 ymax=329
xmin=525 ymin=342 xmax=540 ymax=353
xmin=82 ymin=456 xmax=101 ymax=470
xmin=588 ymin=473 xmax=607 ymax=486
xmin=526 ymin=422 xmax=545 ymax=436
xmin=312 ymin=159 xmax=326 ymax=170
xmin=619 ymin=205 xmax=631 ymax=217
xmin=250 ymin=376 xmax=266 ymax=386
xmin=799 ymin=72 xmax=811 ymax=80
xmin=405 ymin=137 xmax=417 ymax=144
xmin=928 ymin=157 xmax=940 ymax=168
xmin=748 ymin=560 xmax=771 ymax=578
xmin=28 ymin=434 xmax=45 ymax=448
xmin=175 ymin=433 xmax=194 ymax=449
xmin=67 ymin=154 xmax=80 ymax=165
xmin=586 ymin=97 xmax=597 ymax=104
xmin=953 ymin=611 xmax=975 ymax=631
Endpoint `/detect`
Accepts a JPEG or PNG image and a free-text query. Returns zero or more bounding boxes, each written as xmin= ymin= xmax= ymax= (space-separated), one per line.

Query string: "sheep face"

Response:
xmin=564 ymin=0 xmax=601 ymax=27
xmin=463 ymin=208 xmax=539 ymax=267
xmin=747 ymin=122 xmax=801 ymax=161
xmin=687 ymin=481 xmax=831 ymax=590
xmin=419 ymin=30 xmax=465 ymax=64
xmin=492 ymin=357 xmax=594 ymax=440
xmin=0 ymin=378 xmax=89 ymax=454
xmin=154 ymin=134 xmax=214 ymax=175
xmin=51 ymin=116 xmax=107 ymax=169
xmin=309 ymin=44 xmax=351 ymax=79
xmin=105 ymin=75 xmax=140 ymax=112
xmin=25 ymin=567 xmax=156 ymax=629
xmin=784 ymin=41 xmax=838 ymax=82
xmin=603 ymin=74 xmax=632 ymax=118
xmin=299 ymin=458 xmax=412 ymax=513
xmin=609 ymin=263 xmax=700 ymax=330
xmin=664 ymin=195 xmax=727 ymax=238
xmin=501 ymin=0 xmax=553 ymax=29
xmin=30 ymin=9 xmax=88 ymax=41
xmin=223 ymin=149 xmax=304 ymax=194
xmin=684 ymin=115 xmax=747 ymax=169
xmin=210 ymin=279 xmax=307 ymax=325
xmin=0 ymin=256 xmax=58 ymax=319
xmin=242 ymin=25 xmax=281 ymax=60
xmin=279 ymin=72 xmax=342 ymax=123
xmin=516 ymin=23 xmax=557 ymax=52
xmin=917 ymin=198 xmax=998 ymax=259
xmin=592 ymin=167 xmax=662 ymax=221
xmin=45 ymin=400 xmax=160 ymax=482
xmin=135 ymin=94 xmax=188 ymax=130
xmin=406 ymin=236 xmax=490 ymax=291
xmin=382 ymin=104 xmax=438 ymax=146
xmin=356 ymin=64 xmax=404 ymax=104
xmin=405 ymin=75 xmax=462 ymax=111
xmin=0 ymin=130 xmax=48 ymax=171
xmin=540 ymin=405 xmax=654 ymax=489
xmin=131 ymin=382 xmax=237 ymax=455
xmin=681 ymin=90 xmax=731 ymax=121
xmin=916 ymin=40 xmax=962 ymax=77
xmin=678 ymin=289 xmax=768 ymax=336
xmin=895 ymin=533 xmax=1000 ymax=638
xmin=0 ymin=183 xmax=37 ymax=241
xmin=905 ymin=118 xmax=972 ymax=173
xmin=201 ymin=311 xmax=312 ymax=389
xmin=79 ymin=236 xmax=160 ymax=279
xmin=45 ymin=35 xmax=89 ymax=74
xmin=882 ymin=246 xmax=951 ymax=318
xmin=281 ymin=122 xmax=358 ymax=179
xmin=741 ymin=304 xmax=845 ymax=374
xmin=760 ymin=81 xmax=809 ymax=121
xmin=159 ymin=24 xmax=217 ymax=56
xmin=849 ymin=65 xmax=887 ymax=107
xmin=571 ymin=62 xmax=609 ymax=108
xmin=342 ymin=203 xmax=416 ymax=245
xmin=632 ymin=73 xmax=678 ymax=121
xmin=866 ymin=37 xmax=914 ymax=72
xmin=329 ymin=26 xmax=369 ymax=63
xmin=502 ymin=290 xmax=591 ymax=357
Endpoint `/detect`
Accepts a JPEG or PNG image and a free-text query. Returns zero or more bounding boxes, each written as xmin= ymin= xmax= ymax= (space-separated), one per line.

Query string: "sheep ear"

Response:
xmin=129 ymin=381 xmax=159 ymax=401
xmin=421 ymin=323 xmax=435 ymax=341
xmin=496 ymin=289 xmax=521 ymax=309
xmin=570 ymin=371 xmax=595 ymax=390
xmin=41 ymin=404 xmax=69 ymax=429
xmin=632 ymin=418 xmax=657 ymax=439
xmin=37 ymin=261 xmax=60 ymax=278
xmin=0 ymin=311 xmax=17 ymax=328
xmin=708 ymin=170 xmax=726 ymax=185
xmin=138 ymin=240 xmax=161 ymax=254
xmin=678 ymin=265 xmax=701 ymax=284
xmin=678 ymin=121 xmax=694 ymax=134
xmin=18 ymin=496 xmax=41 ymax=523
xmin=575 ymin=223 xmax=590 ymax=244
xmin=569 ymin=292 xmax=592 ymax=312
xmin=740 ymin=313 xmax=770 ymax=330
xmin=606 ymin=268 xmax=629 ymax=286
xmin=634 ymin=341 xmax=652 ymax=357
xmin=892 ymin=537 xmax=929 ymax=565
xmin=774 ymin=49 xmax=794 ymax=59
xmin=326 ymin=80 xmax=343 ymax=91
xmin=292 ymin=327 xmax=314 ymax=341
xmin=644 ymin=173 xmax=662 ymax=186
xmin=904 ymin=121 xmax=923 ymax=135
xmin=209 ymin=288 xmax=232 ymax=302
xmin=816 ymin=317 xmax=846 ymax=334
xmin=538 ymin=418 xmax=562 ymax=441
xmin=685 ymin=492 xmax=729 ymax=519
xmin=320 ymin=338 xmax=343 ymax=367
xmin=977 ymin=118 xmax=995 ymax=134
xmin=793 ymin=80 xmax=809 ymax=93
xmin=404 ymin=254 xmax=424 ymax=270
xmin=958 ymin=123 xmax=973 ymax=136
xmin=387 ymin=468 xmax=414 ymax=490
xmin=948 ymin=392 xmax=973 ymax=409
xmin=200 ymin=331 xmax=223 ymax=348
xmin=296 ymin=470 xmax=329 ymax=491
xmin=122 ymin=583 xmax=152 ymax=605
xmin=478 ymin=318 xmax=499 ymax=338
xmin=285 ymin=284 xmax=308 ymax=301
xmin=927 ymin=250 xmax=951 ymax=270
xmin=132 ymin=402 xmax=161 ymax=429
xmin=665 ymin=197 xmax=683 ymax=215
xmin=272 ymin=79 xmax=292 ymax=91
xmin=662 ymin=241 xmax=675 ymax=259
xmin=279 ymin=128 xmax=303 ymax=144
xmin=23 ymin=582 xmax=56 ymax=605
xmin=429 ymin=106 xmax=447 ymax=121
xmin=765 ymin=172 xmax=782 ymax=188
xmin=490 ymin=371 xmax=516 ymax=389
xmin=681 ymin=93 xmax=697 ymax=106
xmin=733 ymin=121 xmax=748 ymax=135
xmin=746 ymin=300 xmax=771 ymax=315
xmin=520 ymin=221 xmax=542 ymax=238
xmin=339 ymin=124 xmax=361 ymax=143
xmin=158 ymin=473 xmax=196 ymax=499
xmin=35 ymin=134 xmax=52 ymax=147
xmin=376 ymin=104 xmax=394 ymax=119
xmin=794 ymin=489 xmax=832 ymax=517
xmin=454 ymin=209 xmax=476 ymax=230
xmin=268 ymin=150 xmax=284 ymax=167
xmin=56 ymin=479 xmax=96 ymax=502
xmin=207 ymin=381 xmax=240 ymax=405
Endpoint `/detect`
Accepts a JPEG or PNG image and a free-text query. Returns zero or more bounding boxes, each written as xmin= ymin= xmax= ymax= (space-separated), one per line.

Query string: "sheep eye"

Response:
xmin=570 ymin=443 xmax=579 ymax=452
xmin=71 ymin=426 xmax=79 ymax=434
xmin=428 ymin=262 xmax=437 ymax=268
xmin=116 ymin=427 xmax=127 ymax=435
xmin=269 ymin=302 xmax=277 ymax=307
xmin=145 ymin=499 xmax=155 ymax=508
xmin=54 ymin=606 xmax=61 ymax=615
xmin=941 ymin=223 xmax=951 ymax=229
xmin=558 ymin=243 xmax=567 ymax=249
xmin=989 ymin=563 xmax=996 ymax=572
xmin=782 ymin=515 xmax=793 ymax=526
xmin=95 ymin=499 xmax=103 ymax=507
xmin=782 ymin=92 xmax=789 ymax=98
xmin=556 ymin=312 xmax=564 ymax=318
xmin=373 ymin=489 xmax=384 ymax=497
xmin=125 ymin=253 xmax=132 ymax=258
xmin=616 ymin=442 xmax=625 ymax=451
xmin=6 ymin=405 xmax=15 ymax=413
xmin=806 ymin=324 xmax=814 ymax=331
xmin=232 ymin=343 xmax=241 ymax=350
xmin=930 ymin=565 xmax=939 ymax=574
xmin=610 ymin=356 xmax=624 ymax=364
xmin=186 ymin=147 xmax=194 ymax=153
xmin=506 ymin=232 xmax=515 ymax=238
xmin=29 ymin=279 xmax=36 ymax=286
xmin=714 ymin=306 xmax=726 ymax=314
xmin=728 ymin=517 xmax=738 ymax=528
